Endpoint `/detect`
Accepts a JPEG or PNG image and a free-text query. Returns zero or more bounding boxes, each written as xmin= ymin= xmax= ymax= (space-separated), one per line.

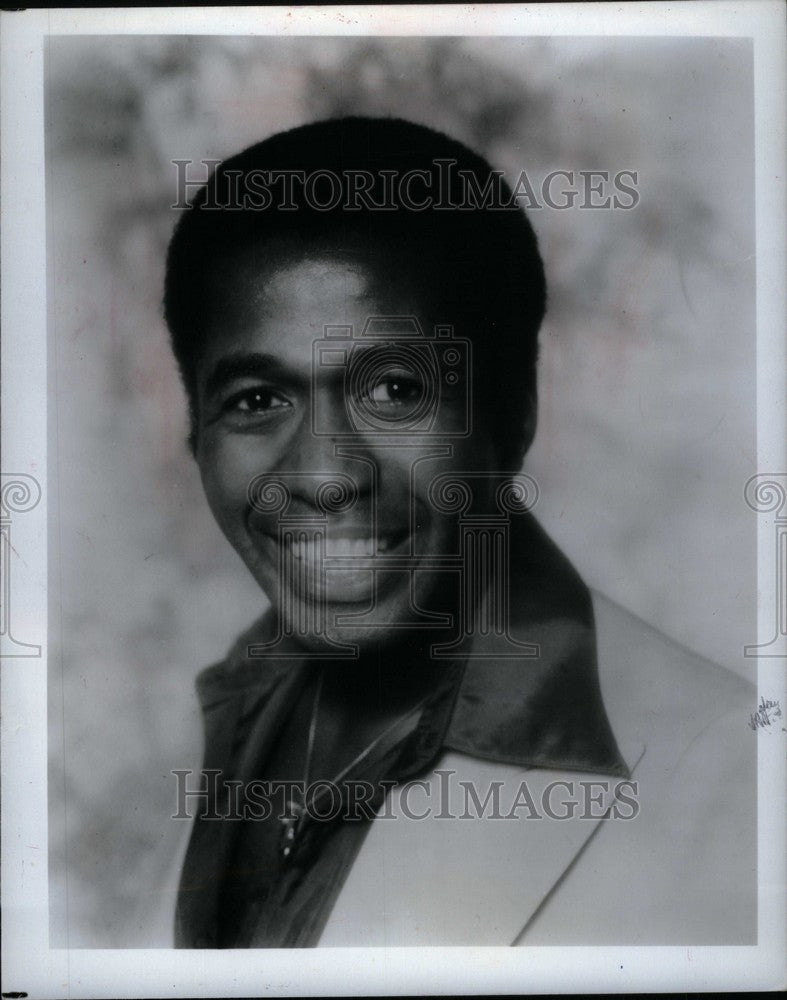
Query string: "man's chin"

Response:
xmin=273 ymin=586 xmax=453 ymax=656
xmin=293 ymin=623 xmax=441 ymax=658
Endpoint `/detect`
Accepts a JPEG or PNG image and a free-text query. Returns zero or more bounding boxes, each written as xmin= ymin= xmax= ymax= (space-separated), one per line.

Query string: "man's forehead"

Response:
xmin=208 ymin=247 xmax=435 ymax=324
xmin=220 ymin=242 xmax=423 ymax=299
xmin=197 ymin=250 xmax=443 ymax=376
xmin=252 ymin=256 xmax=374 ymax=314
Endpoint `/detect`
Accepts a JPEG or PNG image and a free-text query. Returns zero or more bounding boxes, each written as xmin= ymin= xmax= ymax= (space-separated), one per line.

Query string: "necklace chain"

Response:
xmin=279 ymin=668 xmax=427 ymax=864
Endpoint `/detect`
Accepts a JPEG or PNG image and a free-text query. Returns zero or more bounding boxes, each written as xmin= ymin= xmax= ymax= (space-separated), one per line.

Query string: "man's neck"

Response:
xmin=306 ymin=637 xmax=454 ymax=781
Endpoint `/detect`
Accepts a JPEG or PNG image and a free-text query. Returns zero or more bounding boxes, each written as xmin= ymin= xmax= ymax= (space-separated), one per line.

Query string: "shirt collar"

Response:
xmin=195 ymin=515 xmax=628 ymax=780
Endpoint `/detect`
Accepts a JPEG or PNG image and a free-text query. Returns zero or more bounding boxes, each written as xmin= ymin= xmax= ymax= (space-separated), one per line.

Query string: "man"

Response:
xmin=163 ymin=117 xmax=755 ymax=947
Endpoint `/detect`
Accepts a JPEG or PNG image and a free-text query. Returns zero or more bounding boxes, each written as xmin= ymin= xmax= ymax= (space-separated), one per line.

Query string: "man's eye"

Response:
xmin=223 ymin=388 xmax=291 ymax=415
xmin=368 ymin=375 xmax=424 ymax=408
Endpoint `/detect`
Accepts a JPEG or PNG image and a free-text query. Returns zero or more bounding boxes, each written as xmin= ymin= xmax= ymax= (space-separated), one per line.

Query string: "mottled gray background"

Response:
xmin=46 ymin=35 xmax=755 ymax=946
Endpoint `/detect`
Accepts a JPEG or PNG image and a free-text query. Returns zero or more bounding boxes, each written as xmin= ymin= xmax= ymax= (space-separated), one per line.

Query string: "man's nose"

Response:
xmin=275 ymin=408 xmax=374 ymax=513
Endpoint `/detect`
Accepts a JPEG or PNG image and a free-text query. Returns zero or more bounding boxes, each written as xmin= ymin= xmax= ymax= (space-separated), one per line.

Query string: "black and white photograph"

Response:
xmin=2 ymin=3 xmax=785 ymax=996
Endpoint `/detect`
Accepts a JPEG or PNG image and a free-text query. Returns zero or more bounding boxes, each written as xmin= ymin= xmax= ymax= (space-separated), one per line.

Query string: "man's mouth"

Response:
xmin=254 ymin=524 xmax=413 ymax=603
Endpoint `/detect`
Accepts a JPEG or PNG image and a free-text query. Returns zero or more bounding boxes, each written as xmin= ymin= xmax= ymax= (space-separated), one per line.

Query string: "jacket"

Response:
xmin=166 ymin=515 xmax=756 ymax=946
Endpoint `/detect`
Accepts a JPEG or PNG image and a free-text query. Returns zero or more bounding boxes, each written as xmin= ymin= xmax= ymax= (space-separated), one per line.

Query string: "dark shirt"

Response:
xmin=175 ymin=515 xmax=627 ymax=948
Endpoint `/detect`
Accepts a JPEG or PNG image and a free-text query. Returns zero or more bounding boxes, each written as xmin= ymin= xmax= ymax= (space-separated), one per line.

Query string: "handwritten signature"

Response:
xmin=749 ymin=696 xmax=783 ymax=731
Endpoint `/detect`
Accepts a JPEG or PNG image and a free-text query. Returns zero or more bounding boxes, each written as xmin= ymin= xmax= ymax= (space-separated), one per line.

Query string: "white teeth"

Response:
xmin=285 ymin=538 xmax=322 ymax=563
xmin=280 ymin=534 xmax=400 ymax=558
xmin=327 ymin=537 xmax=374 ymax=557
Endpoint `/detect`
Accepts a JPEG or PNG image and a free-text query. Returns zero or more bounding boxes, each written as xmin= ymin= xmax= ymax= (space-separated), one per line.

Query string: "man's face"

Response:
xmin=193 ymin=247 xmax=500 ymax=651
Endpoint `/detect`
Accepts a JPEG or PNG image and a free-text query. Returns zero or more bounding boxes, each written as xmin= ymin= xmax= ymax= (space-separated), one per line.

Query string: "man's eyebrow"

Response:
xmin=203 ymin=352 xmax=285 ymax=398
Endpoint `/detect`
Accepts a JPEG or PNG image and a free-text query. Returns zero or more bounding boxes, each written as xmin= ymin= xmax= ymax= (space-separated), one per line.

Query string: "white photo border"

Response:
xmin=1 ymin=2 xmax=784 ymax=996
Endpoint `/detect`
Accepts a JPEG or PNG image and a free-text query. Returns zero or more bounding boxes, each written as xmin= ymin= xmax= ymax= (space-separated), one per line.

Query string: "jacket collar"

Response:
xmin=444 ymin=514 xmax=628 ymax=777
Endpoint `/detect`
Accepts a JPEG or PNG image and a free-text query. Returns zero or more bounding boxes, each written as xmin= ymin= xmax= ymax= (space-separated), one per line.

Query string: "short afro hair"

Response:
xmin=164 ymin=116 xmax=546 ymax=467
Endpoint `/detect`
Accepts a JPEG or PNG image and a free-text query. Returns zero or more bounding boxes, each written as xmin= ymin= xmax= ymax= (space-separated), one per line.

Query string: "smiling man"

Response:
xmin=163 ymin=117 xmax=755 ymax=948
xmin=193 ymin=254 xmax=490 ymax=643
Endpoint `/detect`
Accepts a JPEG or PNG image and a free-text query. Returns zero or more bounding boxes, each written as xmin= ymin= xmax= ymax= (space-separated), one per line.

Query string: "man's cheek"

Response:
xmin=197 ymin=455 xmax=248 ymax=532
